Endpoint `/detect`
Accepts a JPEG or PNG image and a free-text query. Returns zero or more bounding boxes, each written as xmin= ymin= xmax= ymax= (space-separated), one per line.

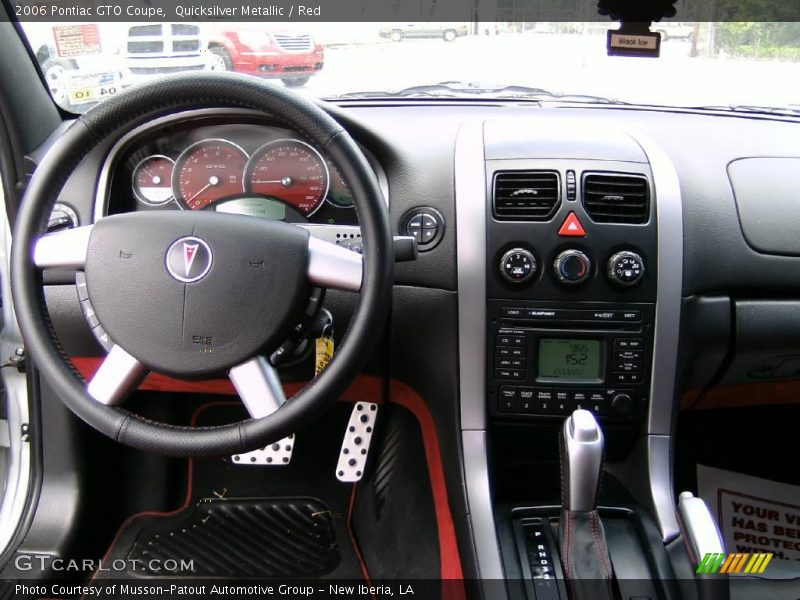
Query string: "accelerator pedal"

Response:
xmin=336 ymin=401 xmax=378 ymax=482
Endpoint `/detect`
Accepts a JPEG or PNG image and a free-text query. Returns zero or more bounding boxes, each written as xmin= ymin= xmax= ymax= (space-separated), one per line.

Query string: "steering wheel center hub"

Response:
xmin=85 ymin=211 xmax=311 ymax=377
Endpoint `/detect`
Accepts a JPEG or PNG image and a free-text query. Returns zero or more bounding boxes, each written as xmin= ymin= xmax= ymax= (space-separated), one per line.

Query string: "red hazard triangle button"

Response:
xmin=558 ymin=212 xmax=586 ymax=237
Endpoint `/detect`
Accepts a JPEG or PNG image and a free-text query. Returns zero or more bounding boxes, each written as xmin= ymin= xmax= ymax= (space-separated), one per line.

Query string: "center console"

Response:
xmin=484 ymin=152 xmax=657 ymax=428
xmin=456 ymin=118 xmax=691 ymax=600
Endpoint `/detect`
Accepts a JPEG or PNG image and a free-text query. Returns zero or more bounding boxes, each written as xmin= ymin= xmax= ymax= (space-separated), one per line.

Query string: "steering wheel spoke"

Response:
xmin=229 ymin=356 xmax=286 ymax=419
xmin=307 ymin=236 xmax=363 ymax=292
xmin=87 ymin=344 xmax=148 ymax=406
xmin=34 ymin=225 xmax=94 ymax=269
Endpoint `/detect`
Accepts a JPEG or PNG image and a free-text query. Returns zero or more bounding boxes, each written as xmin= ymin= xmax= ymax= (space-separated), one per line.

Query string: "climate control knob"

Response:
xmin=607 ymin=251 xmax=645 ymax=287
xmin=553 ymin=249 xmax=591 ymax=285
xmin=500 ymin=248 xmax=537 ymax=283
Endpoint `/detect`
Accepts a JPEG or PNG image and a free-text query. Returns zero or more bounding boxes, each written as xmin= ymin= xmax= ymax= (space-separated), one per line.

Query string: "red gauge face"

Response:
xmin=132 ymin=155 xmax=175 ymax=206
xmin=244 ymin=139 xmax=329 ymax=216
xmin=173 ymin=139 xmax=249 ymax=210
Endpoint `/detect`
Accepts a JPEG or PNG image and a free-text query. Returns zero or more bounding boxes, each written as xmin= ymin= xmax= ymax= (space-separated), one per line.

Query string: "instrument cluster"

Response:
xmin=107 ymin=118 xmax=361 ymax=226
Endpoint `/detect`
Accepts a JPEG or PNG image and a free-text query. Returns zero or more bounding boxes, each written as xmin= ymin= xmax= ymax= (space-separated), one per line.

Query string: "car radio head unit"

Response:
xmin=488 ymin=300 xmax=654 ymax=421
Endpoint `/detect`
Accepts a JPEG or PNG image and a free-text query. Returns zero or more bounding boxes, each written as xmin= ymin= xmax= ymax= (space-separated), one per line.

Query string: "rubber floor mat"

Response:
xmin=126 ymin=498 xmax=340 ymax=577
xmin=97 ymin=403 xmax=366 ymax=580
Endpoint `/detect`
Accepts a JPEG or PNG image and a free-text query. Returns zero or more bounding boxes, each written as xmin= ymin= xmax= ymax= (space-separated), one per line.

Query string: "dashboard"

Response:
xmin=28 ymin=97 xmax=800 ymax=595
xmin=100 ymin=111 xmax=388 ymax=229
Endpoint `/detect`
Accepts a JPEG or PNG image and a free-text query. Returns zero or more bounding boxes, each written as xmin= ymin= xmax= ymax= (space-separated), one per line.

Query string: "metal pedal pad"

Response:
xmin=231 ymin=434 xmax=295 ymax=466
xmin=336 ymin=401 xmax=378 ymax=482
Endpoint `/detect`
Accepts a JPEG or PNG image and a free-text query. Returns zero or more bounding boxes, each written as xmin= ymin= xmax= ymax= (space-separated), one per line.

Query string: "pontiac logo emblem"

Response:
xmin=166 ymin=236 xmax=212 ymax=283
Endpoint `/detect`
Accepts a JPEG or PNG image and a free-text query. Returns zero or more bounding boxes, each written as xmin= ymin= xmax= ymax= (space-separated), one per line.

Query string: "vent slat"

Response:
xmin=493 ymin=171 xmax=560 ymax=221
xmin=582 ymin=174 xmax=649 ymax=224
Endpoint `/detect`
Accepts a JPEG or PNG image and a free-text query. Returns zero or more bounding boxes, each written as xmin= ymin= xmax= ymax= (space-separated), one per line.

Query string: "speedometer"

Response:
xmin=172 ymin=139 xmax=248 ymax=210
xmin=244 ymin=139 xmax=329 ymax=216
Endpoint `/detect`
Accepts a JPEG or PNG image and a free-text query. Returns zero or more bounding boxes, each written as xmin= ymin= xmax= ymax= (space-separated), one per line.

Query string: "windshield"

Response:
xmin=18 ymin=21 xmax=800 ymax=113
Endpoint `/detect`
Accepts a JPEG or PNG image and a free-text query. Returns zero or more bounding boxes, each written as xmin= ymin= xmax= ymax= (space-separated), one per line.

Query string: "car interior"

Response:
xmin=0 ymin=2 xmax=799 ymax=600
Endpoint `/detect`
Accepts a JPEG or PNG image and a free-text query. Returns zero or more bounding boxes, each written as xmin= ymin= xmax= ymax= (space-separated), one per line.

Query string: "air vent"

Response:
xmin=493 ymin=171 xmax=560 ymax=221
xmin=583 ymin=173 xmax=650 ymax=224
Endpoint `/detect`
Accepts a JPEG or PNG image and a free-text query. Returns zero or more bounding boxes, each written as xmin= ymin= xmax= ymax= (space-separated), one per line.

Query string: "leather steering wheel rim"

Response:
xmin=10 ymin=72 xmax=393 ymax=457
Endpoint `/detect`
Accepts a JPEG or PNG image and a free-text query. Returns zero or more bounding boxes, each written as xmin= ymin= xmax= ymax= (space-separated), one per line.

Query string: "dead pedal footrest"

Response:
xmin=232 ymin=434 xmax=295 ymax=466
xmin=336 ymin=401 xmax=378 ymax=482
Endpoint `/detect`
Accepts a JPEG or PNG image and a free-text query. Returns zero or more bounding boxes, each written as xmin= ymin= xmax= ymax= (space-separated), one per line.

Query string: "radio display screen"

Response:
xmin=538 ymin=339 xmax=602 ymax=381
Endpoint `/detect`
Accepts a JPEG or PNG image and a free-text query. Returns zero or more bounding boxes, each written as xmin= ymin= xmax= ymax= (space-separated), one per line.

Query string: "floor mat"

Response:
xmin=98 ymin=402 xmax=366 ymax=580
xmin=126 ymin=498 xmax=340 ymax=577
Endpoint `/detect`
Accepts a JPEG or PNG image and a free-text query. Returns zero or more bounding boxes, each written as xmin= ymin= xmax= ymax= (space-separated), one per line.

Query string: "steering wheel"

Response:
xmin=10 ymin=73 xmax=393 ymax=457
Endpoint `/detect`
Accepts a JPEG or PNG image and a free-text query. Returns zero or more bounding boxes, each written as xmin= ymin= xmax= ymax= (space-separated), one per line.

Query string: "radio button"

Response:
xmin=498 ymin=387 xmax=519 ymax=413
xmin=497 ymin=346 xmax=526 ymax=358
xmin=497 ymin=334 xmax=526 ymax=347
xmin=518 ymin=389 xmax=536 ymax=413
xmin=614 ymin=338 xmax=643 ymax=350
xmin=496 ymin=369 xmax=525 ymax=380
xmin=588 ymin=390 xmax=605 ymax=402
xmin=612 ymin=372 xmax=644 ymax=384
xmin=614 ymin=350 xmax=643 ymax=361
xmin=502 ymin=307 xmax=525 ymax=318
xmin=496 ymin=357 xmax=525 ymax=369
xmin=554 ymin=390 xmax=573 ymax=414
xmin=571 ymin=390 xmax=589 ymax=403
xmin=620 ymin=310 xmax=641 ymax=322
xmin=613 ymin=361 xmax=643 ymax=373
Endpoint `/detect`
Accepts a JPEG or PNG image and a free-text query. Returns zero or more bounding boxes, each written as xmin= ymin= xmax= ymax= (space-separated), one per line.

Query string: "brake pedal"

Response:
xmin=232 ymin=434 xmax=295 ymax=466
xmin=336 ymin=402 xmax=378 ymax=482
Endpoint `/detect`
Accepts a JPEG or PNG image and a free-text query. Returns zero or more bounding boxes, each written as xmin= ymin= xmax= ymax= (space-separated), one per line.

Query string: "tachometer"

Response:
xmin=244 ymin=139 xmax=329 ymax=216
xmin=132 ymin=155 xmax=175 ymax=206
xmin=172 ymin=139 xmax=248 ymax=210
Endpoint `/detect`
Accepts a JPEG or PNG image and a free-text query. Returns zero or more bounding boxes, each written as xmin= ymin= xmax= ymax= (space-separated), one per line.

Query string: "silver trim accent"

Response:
xmin=463 ymin=431 xmax=507 ymax=587
xmin=456 ymin=120 xmax=507 ymax=587
xmin=33 ymin=225 xmax=93 ymax=269
xmin=456 ymin=119 xmax=488 ymax=432
xmin=0 ymin=199 xmax=33 ymax=556
xmin=93 ymin=108 xmax=390 ymax=224
xmin=335 ymin=401 xmax=378 ymax=482
xmin=562 ymin=409 xmax=604 ymax=512
xmin=632 ymin=131 xmax=684 ymax=542
xmin=678 ymin=491 xmax=725 ymax=558
xmin=307 ymin=236 xmax=362 ymax=292
xmin=87 ymin=345 xmax=148 ymax=406
xmin=229 ymin=356 xmax=286 ymax=419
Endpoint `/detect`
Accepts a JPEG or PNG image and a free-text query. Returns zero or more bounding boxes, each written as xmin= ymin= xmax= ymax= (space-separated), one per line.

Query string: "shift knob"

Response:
xmin=560 ymin=409 xmax=604 ymax=512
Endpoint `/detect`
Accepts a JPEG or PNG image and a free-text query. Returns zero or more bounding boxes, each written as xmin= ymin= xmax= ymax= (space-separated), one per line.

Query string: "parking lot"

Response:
xmin=296 ymin=31 xmax=800 ymax=108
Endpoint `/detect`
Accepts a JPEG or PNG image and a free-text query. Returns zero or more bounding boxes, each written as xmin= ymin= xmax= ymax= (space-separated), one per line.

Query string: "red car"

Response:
xmin=206 ymin=26 xmax=324 ymax=87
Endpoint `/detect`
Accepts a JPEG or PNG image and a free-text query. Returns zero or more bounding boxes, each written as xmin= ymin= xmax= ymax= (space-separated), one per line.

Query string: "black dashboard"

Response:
xmin=26 ymin=95 xmax=800 ymax=593
xmin=38 ymin=101 xmax=800 ymax=394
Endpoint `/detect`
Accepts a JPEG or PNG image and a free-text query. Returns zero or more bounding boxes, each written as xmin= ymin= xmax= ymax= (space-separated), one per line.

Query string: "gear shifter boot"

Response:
xmin=557 ymin=409 xmax=616 ymax=600
xmin=559 ymin=508 xmax=615 ymax=600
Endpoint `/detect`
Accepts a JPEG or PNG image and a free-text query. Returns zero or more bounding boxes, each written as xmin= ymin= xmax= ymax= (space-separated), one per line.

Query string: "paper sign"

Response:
xmin=607 ymin=30 xmax=661 ymax=57
xmin=53 ymin=24 xmax=101 ymax=58
xmin=698 ymin=465 xmax=800 ymax=565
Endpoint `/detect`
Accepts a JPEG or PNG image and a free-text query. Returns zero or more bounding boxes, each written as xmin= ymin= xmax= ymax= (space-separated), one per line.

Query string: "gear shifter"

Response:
xmin=558 ymin=409 xmax=615 ymax=600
